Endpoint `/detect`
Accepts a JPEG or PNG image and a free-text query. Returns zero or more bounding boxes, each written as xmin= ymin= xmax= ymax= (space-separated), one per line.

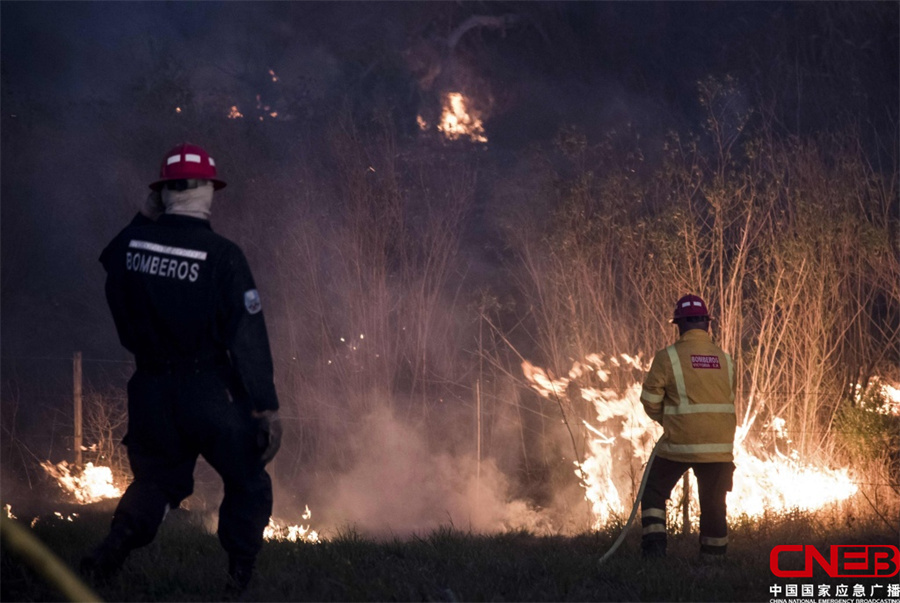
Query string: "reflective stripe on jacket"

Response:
xmin=640 ymin=329 xmax=736 ymax=462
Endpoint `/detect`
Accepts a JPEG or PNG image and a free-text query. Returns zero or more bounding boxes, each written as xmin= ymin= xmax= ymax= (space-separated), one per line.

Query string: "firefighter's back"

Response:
xmin=101 ymin=213 xmax=243 ymax=365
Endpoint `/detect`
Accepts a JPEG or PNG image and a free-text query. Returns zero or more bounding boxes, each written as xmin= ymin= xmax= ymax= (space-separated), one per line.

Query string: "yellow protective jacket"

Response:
xmin=640 ymin=329 xmax=736 ymax=463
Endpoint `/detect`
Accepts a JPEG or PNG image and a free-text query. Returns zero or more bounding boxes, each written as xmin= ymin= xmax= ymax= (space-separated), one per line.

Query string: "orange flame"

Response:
xmin=263 ymin=505 xmax=320 ymax=543
xmin=523 ymin=355 xmax=859 ymax=529
xmin=437 ymin=92 xmax=487 ymax=143
xmin=227 ymin=106 xmax=244 ymax=119
xmin=856 ymin=378 xmax=900 ymax=416
xmin=40 ymin=460 xmax=123 ymax=504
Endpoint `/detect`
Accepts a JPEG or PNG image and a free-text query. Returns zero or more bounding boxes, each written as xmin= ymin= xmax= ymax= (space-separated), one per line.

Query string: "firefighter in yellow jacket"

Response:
xmin=639 ymin=294 xmax=736 ymax=558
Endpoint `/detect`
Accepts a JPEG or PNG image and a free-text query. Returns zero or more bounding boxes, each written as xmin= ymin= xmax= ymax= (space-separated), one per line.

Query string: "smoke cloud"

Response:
xmin=309 ymin=406 xmax=548 ymax=536
xmin=2 ymin=3 xmax=895 ymax=540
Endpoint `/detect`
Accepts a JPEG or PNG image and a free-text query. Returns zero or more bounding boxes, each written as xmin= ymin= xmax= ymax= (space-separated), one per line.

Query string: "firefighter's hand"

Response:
xmin=253 ymin=410 xmax=282 ymax=464
xmin=141 ymin=190 xmax=165 ymax=220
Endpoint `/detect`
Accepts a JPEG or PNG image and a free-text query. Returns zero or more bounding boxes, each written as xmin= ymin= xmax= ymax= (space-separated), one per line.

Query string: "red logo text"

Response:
xmin=770 ymin=545 xmax=900 ymax=578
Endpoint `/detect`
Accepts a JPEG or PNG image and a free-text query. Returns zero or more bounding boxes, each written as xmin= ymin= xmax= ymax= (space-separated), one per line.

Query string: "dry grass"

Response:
xmin=2 ymin=498 xmax=896 ymax=602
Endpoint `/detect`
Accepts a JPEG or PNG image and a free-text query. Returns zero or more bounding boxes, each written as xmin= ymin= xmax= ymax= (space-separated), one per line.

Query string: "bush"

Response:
xmin=833 ymin=379 xmax=900 ymax=495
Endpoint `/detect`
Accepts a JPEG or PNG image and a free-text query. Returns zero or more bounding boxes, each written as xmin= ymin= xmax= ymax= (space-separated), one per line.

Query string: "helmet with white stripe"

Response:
xmin=149 ymin=143 xmax=226 ymax=191
xmin=671 ymin=294 xmax=710 ymax=322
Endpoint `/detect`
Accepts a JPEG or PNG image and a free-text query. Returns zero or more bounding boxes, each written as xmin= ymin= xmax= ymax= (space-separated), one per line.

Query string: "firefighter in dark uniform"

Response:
xmin=82 ymin=143 xmax=281 ymax=591
xmin=639 ymin=294 xmax=736 ymax=559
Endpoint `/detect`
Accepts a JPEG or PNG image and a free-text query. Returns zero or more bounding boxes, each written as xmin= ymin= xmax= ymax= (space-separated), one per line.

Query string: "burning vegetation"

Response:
xmin=39 ymin=461 xmax=122 ymax=505
xmin=25 ymin=103 xmax=899 ymax=540
xmin=35 ymin=457 xmax=321 ymax=542
xmin=264 ymin=506 xmax=319 ymax=544
xmin=522 ymin=355 xmax=863 ymax=530
xmin=2 ymin=5 xmax=897 ymax=560
xmin=415 ymin=92 xmax=488 ymax=143
xmin=435 ymin=92 xmax=488 ymax=143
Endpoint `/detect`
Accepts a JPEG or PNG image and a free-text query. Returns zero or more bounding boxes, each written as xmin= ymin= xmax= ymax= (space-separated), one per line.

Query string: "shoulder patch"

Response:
xmin=244 ymin=289 xmax=262 ymax=315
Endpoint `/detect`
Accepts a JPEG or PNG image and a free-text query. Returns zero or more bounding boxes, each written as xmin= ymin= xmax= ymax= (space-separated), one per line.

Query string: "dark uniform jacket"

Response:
xmin=100 ymin=213 xmax=278 ymax=412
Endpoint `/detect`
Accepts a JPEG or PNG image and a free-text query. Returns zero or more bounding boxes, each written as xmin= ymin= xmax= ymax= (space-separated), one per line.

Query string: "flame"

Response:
xmin=4 ymin=505 xmax=75 ymax=526
xmin=40 ymin=460 xmax=123 ymax=504
xmin=884 ymin=383 xmax=900 ymax=416
xmin=227 ymin=106 xmax=244 ymax=119
xmin=268 ymin=69 xmax=279 ymax=83
xmin=175 ymin=107 xmax=182 ymax=114
xmin=855 ymin=378 xmax=900 ymax=416
xmin=523 ymin=355 xmax=859 ymax=529
xmin=730 ymin=447 xmax=856 ymax=517
xmin=437 ymin=92 xmax=487 ymax=143
xmin=884 ymin=382 xmax=900 ymax=404
xmin=263 ymin=505 xmax=320 ymax=543
xmin=417 ymin=115 xmax=428 ymax=130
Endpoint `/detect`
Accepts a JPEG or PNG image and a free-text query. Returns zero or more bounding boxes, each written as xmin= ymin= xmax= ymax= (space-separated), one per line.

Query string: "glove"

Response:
xmin=140 ymin=190 xmax=165 ymax=220
xmin=253 ymin=410 xmax=282 ymax=464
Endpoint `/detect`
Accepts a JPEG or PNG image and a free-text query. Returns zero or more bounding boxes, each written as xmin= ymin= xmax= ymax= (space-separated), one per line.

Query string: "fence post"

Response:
xmin=73 ymin=351 xmax=83 ymax=468
xmin=682 ymin=472 xmax=690 ymax=536
xmin=475 ymin=379 xmax=481 ymax=489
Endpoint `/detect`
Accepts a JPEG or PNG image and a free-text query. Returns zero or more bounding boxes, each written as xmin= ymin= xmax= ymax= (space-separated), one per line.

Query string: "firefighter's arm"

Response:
xmin=219 ymin=248 xmax=281 ymax=463
xmin=219 ymin=247 xmax=280 ymax=413
xmin=640 ymin=352 xmax=667 ymax=423
xmin=100 ymin=242 xmax=138 ymax=354
xmin=103 ymin=273 xmax=135 ymax=353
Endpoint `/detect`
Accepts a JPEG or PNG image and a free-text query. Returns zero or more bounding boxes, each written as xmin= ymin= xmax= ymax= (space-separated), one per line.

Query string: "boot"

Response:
xmin=227 ymin=555 xmax=256 ymax=593
xmin=80 ymin=528 xmax=134 ymax=581
xmin=699 ymin=543 xmax=727 ymax=563
xmin=641 ymin=538 xmax=667 ymax=559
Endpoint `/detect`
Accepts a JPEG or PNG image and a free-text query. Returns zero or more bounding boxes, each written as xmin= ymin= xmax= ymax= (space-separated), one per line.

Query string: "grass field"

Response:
xmin=2 ymin=499 xmax=897 ymax=602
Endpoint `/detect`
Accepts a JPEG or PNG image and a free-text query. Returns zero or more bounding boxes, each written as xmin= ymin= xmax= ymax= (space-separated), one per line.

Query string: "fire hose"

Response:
xmin=597 ymin=435 xmax=664 ymax=566
xmin=0 ymin=513 xmax=102 ymax=602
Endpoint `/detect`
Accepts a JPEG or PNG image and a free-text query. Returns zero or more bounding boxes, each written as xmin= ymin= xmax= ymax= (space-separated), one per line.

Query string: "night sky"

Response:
xmin=1 ymin=2 xmax=897 ymax=508
xmin=3 ymin=2 xmax=895 ymax=349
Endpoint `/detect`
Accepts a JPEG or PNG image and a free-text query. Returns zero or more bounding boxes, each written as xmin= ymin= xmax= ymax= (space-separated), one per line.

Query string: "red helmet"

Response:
xmin=671 ymin=294 xmax=710 ymax=322
xmin=149 ymin=143 xmax=226 ymax=191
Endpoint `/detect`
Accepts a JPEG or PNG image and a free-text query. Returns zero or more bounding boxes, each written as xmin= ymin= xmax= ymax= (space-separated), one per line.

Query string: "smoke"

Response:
xmin=3 ymin=2 xmax=896 ymax=537
xmin=284 ymin=406 xmax=554 ymax=538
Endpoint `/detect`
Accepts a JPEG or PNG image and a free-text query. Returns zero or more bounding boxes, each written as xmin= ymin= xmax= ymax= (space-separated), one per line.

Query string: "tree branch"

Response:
xmin=447 ymin=14 xmax=520 ymax=50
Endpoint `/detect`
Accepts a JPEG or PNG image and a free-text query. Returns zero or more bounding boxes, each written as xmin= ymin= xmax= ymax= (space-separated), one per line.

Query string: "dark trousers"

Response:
xmin=640 ymin=457 xmax=734 ymax=555
xmin=109 ymin=368 xmax=272 ymax=560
